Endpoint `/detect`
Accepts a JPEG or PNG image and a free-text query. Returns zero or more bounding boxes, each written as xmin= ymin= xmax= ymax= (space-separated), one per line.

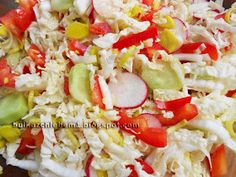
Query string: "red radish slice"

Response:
xmin=108 ymin=72 xmax=148 ymax=109
xmin=191 ymin=0 xmax=209 ymax=3
xmin=85 ymin=155 xmax=97 ymax=177
xmin=92 ymin=0 xmax=122 ymax=18
xmin=173 ymin=17 xmax=188 ymax=42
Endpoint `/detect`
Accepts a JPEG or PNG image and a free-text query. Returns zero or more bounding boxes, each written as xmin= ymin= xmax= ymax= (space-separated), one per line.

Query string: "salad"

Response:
xmin=0 ymin=0 xmax=236 ymax=176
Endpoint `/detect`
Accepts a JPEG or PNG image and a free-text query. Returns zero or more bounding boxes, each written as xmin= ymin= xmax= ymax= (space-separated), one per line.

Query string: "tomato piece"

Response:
xmin=0 ymin=10 xmax=23 ymax=40
xmin=139 ymin=42 xmax=165 ymax=60
xmin=113 ymin=26 xmax=158 ymax=50
xmin=64 ymin=76 xmax=70 ymax=96
xmin=28 ymin=44 xmax=46 ymax=67
xmin=116 ymin=111 xmax=167 ymax=147
xmin=155 ymin=96 xmax=192 ymax=111
xmin=14 ymin=7 xmax=35 ymax=31
xmin=68 ymin=40 xmax=88 ymax=55
xmin=89 ymin=22 xmax=112 ymax=35
xmin=136 ymin=159 xmax=154 ymax=174
xmin=177 ymin=42 xmax=219 ymax=61
xmin=16 ymin=128 xmax=44 ymax=155
xmin=0 ymin=59 xmax=16 ymax=88
xmin=92 ymin=75 xmax=105 ymax=109
xmin=157 ymin=103 xmax=198 ymax=126
xmin=210 ymin=145 xmax=227 ymax=177
xmin=142 ymin=0 xmax=154 ymax=6
xmin=226 ymin=89 xmax=236 ymax=97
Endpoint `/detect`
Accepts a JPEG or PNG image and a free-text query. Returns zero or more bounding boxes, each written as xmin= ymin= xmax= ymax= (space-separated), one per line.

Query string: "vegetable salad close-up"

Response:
xmin=0 ymin=0 xmax=236 ymax=176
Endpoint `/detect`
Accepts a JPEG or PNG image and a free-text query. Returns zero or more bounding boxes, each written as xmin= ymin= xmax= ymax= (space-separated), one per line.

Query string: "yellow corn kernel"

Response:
xmin=159 ymin=29 xmax=180 ymax=53
xmin=65 ymin=22 xmax=89 ymax=40
xmin=167 ymin=119 xmax=188 ymax=134
xmin=0 ymin=25 xmax=8 ymax=37
xmin=96 ymin=170 xmax=108 ymax=177
xmin=158 ymin=16 xmax=175 ymax=29
xmin=130 ymin=5 xmax=144 ymax=18
xmin=28 ymin=90 xmax=35 ymax=110
xmin=106 ymin=128 xmax=124 ymax=146
xmin=224 ymin=120 xmax=236 ymax=138
xmin=65 ymin=129 xmax=80 ymax=148
xmin=0 ymin=138 xmax=6 ymax=148
xmin=224 ymin=8 xmax=236 ymax=23
xmin=0 ymin=125 xmax=21 ymax=143
xmin=119 ymin=46 xmax=136 ymax=67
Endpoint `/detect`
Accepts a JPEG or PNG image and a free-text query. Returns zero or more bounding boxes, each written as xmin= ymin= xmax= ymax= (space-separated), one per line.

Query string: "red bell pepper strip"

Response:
xmin=68 ymin=40 xmax=88 ymax=56
xmin=116 ymin=111 xmax=167 ymax=147
xmin=127 ymin=159 xmax=154 ymax=177
xmin=89 ymin=22 xmax=112 ymax=35
xmin=16 ymin=128 xmax=44 ymax=155
xmin=155 ymin=96 xmax=192 ymax=111
xmin=28 ymin=44 xmax=46 ymax=67
xmin=156 ymin=103 xmax=198 ymax=126
xmin=85 ymin=155 xmax=94 ymax=177
xmin=140 ymin=11 xmax=155 ymax=22
xmin=210 ymin=145 xmax=227 ymax=177
xmin=142 ymin=0 xmax=154 ymax=6
xmin=92 ymin=75 xmax=105 ymax=109
xmin=139 ymin=42 xmax=165 ymax=60
xmin=0 ymin=59 xmax=17 ymax=88
xmin=214 ymin=13 xmax=226 ymax=20
xmin=113 ymin=26 xmax=158 ymax=50
xmin=177 ymin=42 xmax=219 ymax=61
xmin=226 ymin=89 xmax=236 ymax=97
xmin=64 ymin=76 xmax=70 ymax=96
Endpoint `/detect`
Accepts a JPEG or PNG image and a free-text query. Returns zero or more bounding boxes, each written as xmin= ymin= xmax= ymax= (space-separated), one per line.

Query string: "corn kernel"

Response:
xmin=159 ymin=29 xmax=180 ymax=53
xmin=66 ymin=22 xmax=89 ymax=40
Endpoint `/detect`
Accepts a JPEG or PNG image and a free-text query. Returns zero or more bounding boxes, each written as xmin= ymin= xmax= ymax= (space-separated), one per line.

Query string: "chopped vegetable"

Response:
xmin=159 ymin=29 xmax=181 ymax=53
xmin=139 ymin=42 xmax=164 ymax=60
xmin=142 ymin=0 xmax=154 ymax=6
xmin=16 ymin=128 xmax=44 ymax=155
xmin=0 ymin=93 xmax=28 ymax=125
xmin=156 ymin=103 xmax=198 ymax=126
xmin=158 ymin=16 xmax=175 ymax=29
xmin=64 ymin=76 xmax=70 ymax=96
xmin=126 ymin=159 xmax=154 ymax=177
xmin=210 ymin=145 xmax=227 ymax=177
xmin=113 ymin=26 xmax=158 ymax=50
xmin=65 ymin=22 xmax=89 ymax=40
xmin=119 ymin=46 xmax=136 ymax=67
xmin=155 ymin=96 xmax=192 ymax=110
xmin=28 ymin=90 xmax=35 ymax=110
xmin=28 ymin=44 xmax=46 ymax=67
xmin=89 ymin=22 xmax=112 ymax=35
xmin=0 ymin=59 xmax=17 ymax=88
xmin=51 ymin=0 xmax=74 ymax=12
xmin=224 ymin=121 xmax=236 ymax=138
xmin=65 ymin=129 xmax=80 ymax=149
xmin=68 ymin=40 xmax=88 ymax=55
xmin=92 ymin=75 xmax=105 ymax=109
xmin=69 ymin=63 xmax=91 ymax=103
xmin=0 ymin=125 xmax=21 ymax=143
xmin=130 ymin=5 xmax=144 ymax=18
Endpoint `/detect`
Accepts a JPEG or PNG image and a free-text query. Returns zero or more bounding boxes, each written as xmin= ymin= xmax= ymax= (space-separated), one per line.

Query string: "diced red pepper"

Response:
xmin=156 ymin=103 xmax=198 ymax=126
xmin=140 ymin=11 xmax=155 ymax=22
xmin=214 ymin=13 xmax=225 ymax=20
xmin=89 ymin=8 xmax=95 ymax=24
xmin=14 ymin=7 xmax=35 ymax=31
xmin=68 ymin=40 xmax=88 ymax=56
xmin=16 ymin=128 xmax=44 ymax=155
xmin=142 ymin=0 xmax=154 ymax=6
xmin=176 ymin=42 xmax=219 ymax=61
xmin=92 ymin=75 xmax=105 ymax=109
xmin=210 ymin=145 xmax=227 ymax=177
xmin=116 ymin=111 xmax=167 ymax=147
xmin=155 ymin=96 xmax=192 ymax=111
xmin=139 ymin=42 xmax=165 ymax=60
xmin=127 ymin=159 xmax=154 ymax=177
xmin=89 ymin=22 xmax=112 ymax=35
xmin=113 ymin=26 xmax=158 ymax=50
xmin=19 ymin=0 xmax=38 ymax=9
xmin=64 ymin=76 xmax=70 ymax=96
xmin=226 ymin=89 xmax=236 ymax=97
xmin=0 ymin=59 xmax=17 ymax=88
xmin=28 ymin=44 xmax=46 ymax=67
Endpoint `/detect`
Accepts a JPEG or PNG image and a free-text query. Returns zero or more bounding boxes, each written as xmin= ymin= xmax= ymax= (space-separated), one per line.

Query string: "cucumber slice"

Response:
xmin=69 ymin=64 xmax=92 ymax=103
xmin=141 ymin=61 xmax=183 ymax=90
xmin=0 ymin=93 xmax=28 ymax=125
xmin=51 ymin=0 xmax=74 ymax=12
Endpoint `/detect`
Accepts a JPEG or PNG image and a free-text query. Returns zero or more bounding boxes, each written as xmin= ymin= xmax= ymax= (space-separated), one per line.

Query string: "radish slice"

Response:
xmin=191 ymin=0 xmax=209 ymax=3
xmin=85 ymin=155 xmax=97 ymax=177
xmin=173 ymin=17 xmax=188 ymax=42
xmin=108 ymin=72 xmax=148 ymax=109
xmin=92 ymin=0 xmax=122 ymax=18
